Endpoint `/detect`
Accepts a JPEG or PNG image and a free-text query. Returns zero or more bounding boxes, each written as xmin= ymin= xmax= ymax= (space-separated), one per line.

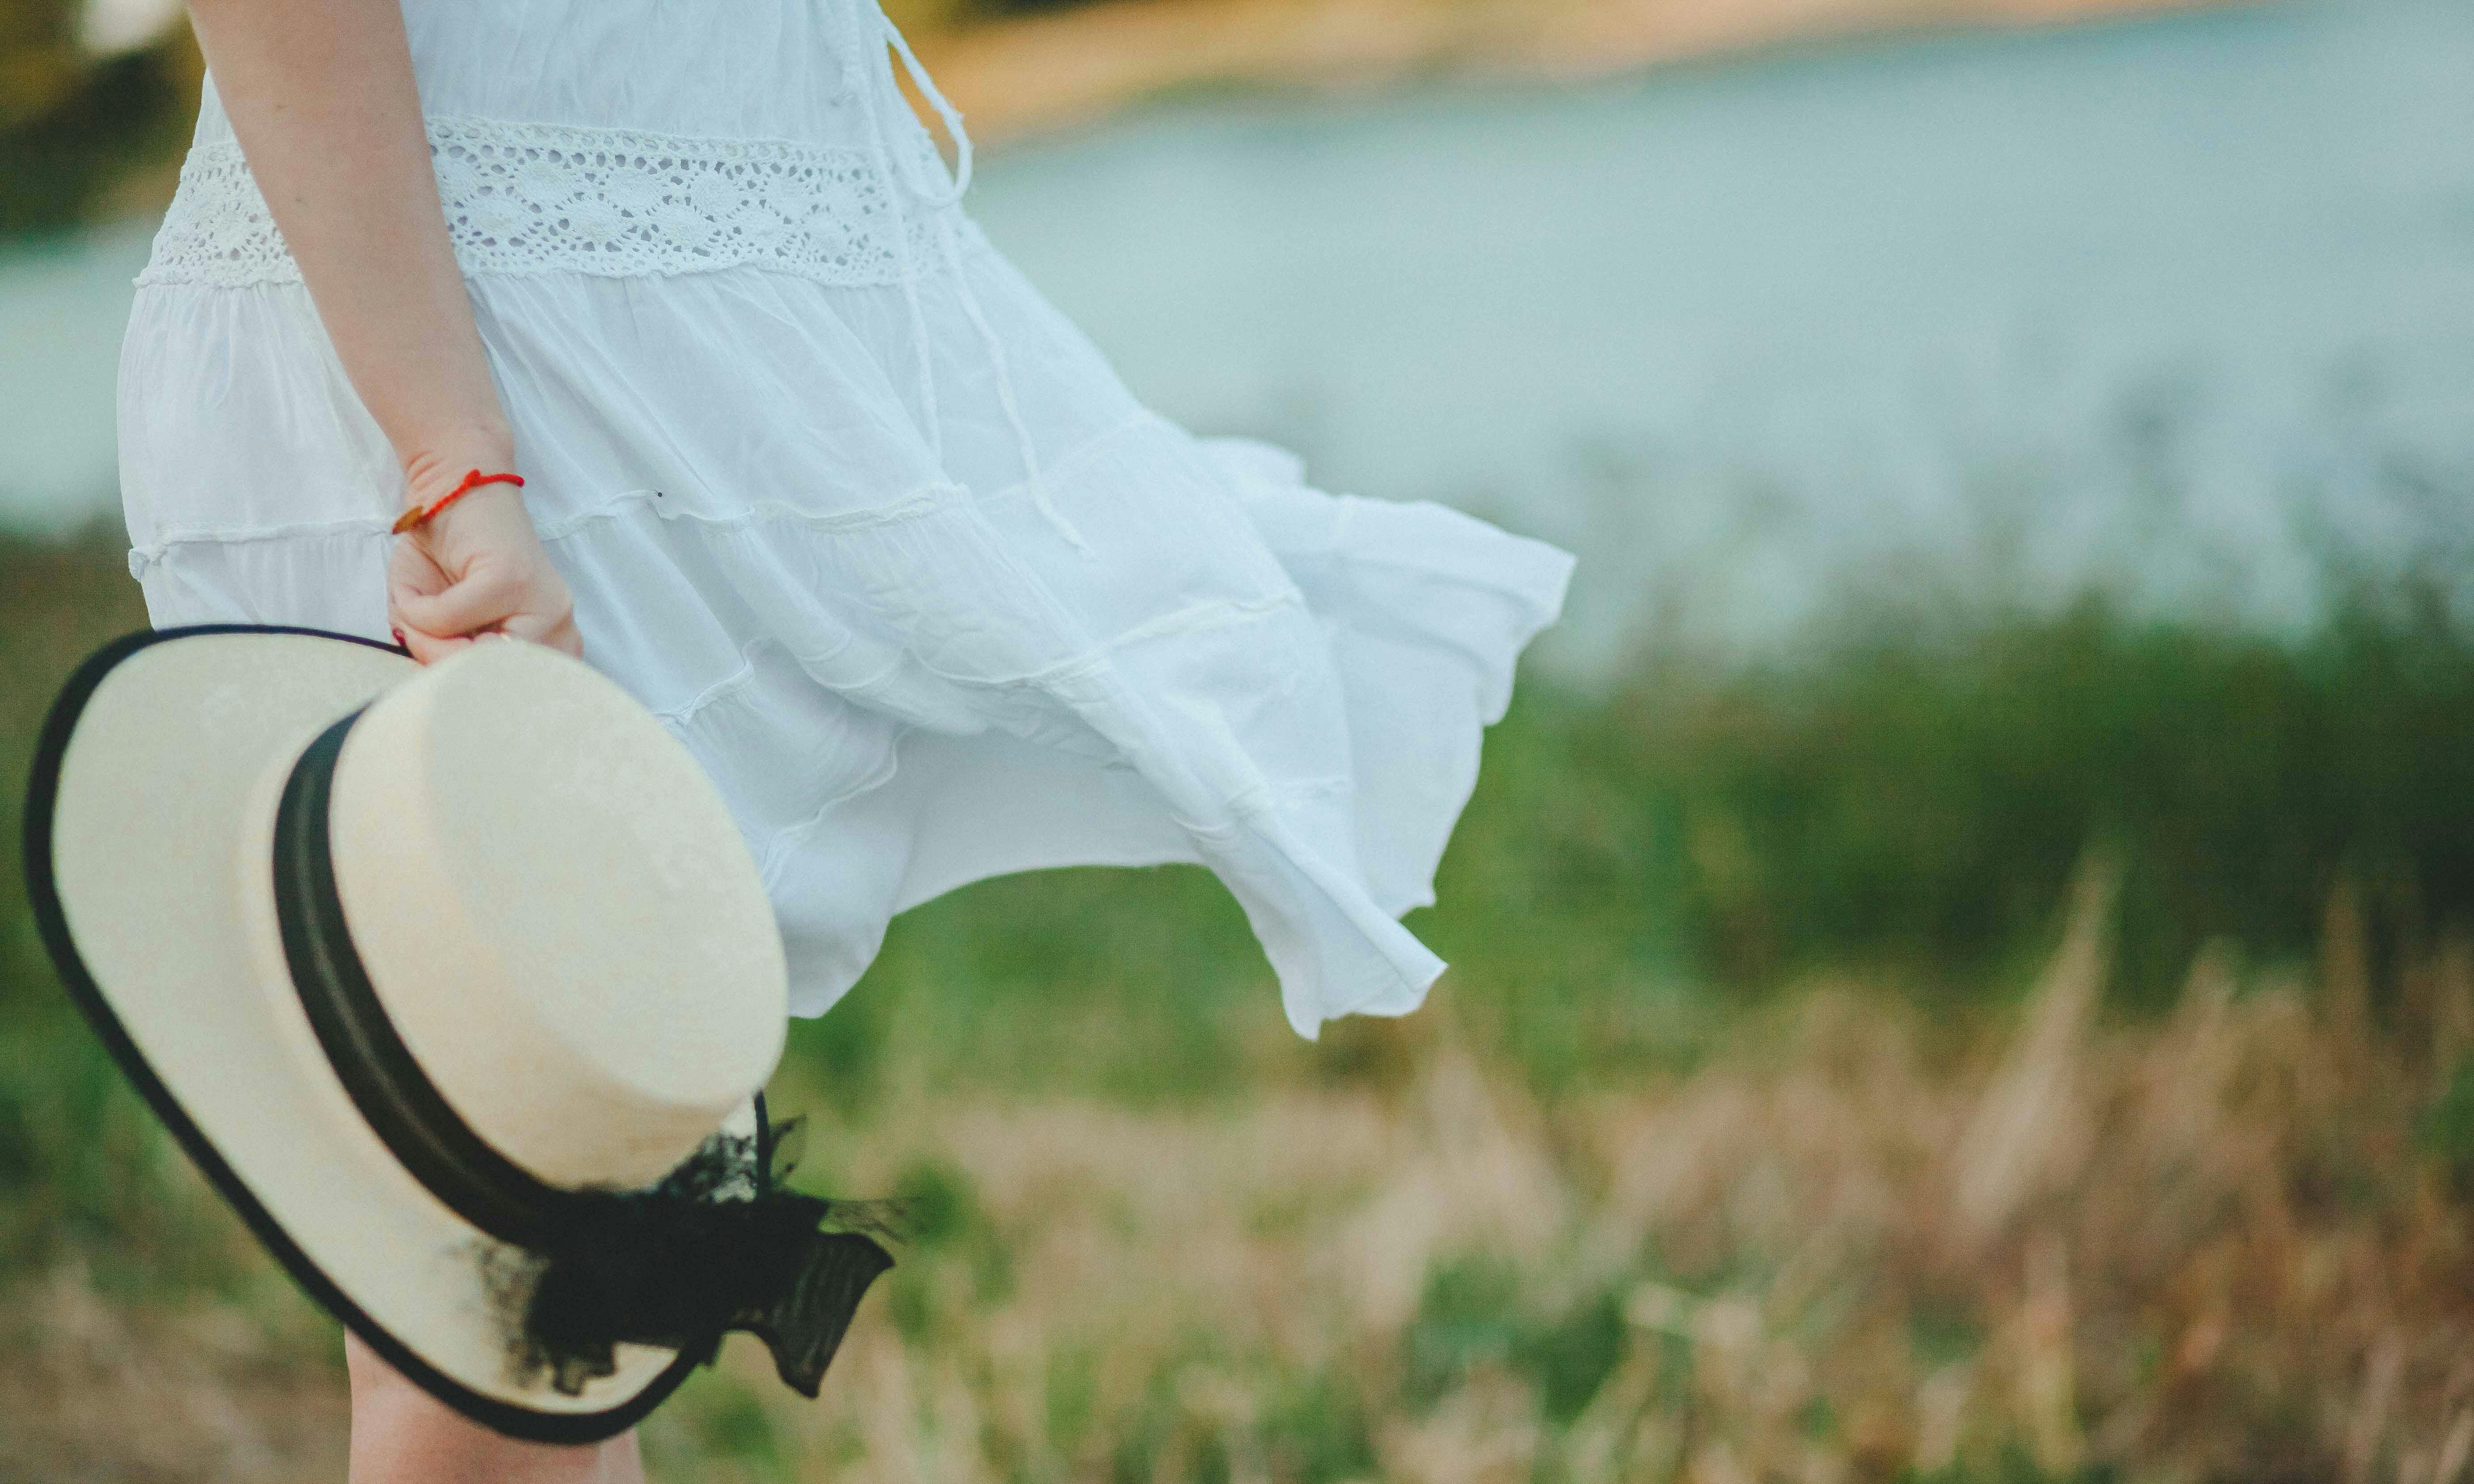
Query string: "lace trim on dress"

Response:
xmin=137 ymin=116 xmax=965 ymax=289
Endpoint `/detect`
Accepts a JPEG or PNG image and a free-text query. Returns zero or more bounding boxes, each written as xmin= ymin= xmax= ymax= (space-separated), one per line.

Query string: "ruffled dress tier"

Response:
xmin=115 ymin=0 xmax=1574 ymax=1036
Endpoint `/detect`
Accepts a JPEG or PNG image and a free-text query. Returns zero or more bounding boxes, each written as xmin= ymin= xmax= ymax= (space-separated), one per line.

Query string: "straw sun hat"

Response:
xmin=22 ymin=625 xmax=892 ymax=1442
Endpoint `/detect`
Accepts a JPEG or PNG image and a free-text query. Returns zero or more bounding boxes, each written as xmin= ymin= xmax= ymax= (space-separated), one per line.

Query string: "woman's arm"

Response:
xmin=185 ymin=0 xmax=579 ymax=661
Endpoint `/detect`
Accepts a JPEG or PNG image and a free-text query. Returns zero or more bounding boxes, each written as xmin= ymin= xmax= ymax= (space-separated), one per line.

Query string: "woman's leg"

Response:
xmin=345 ymin=1333 xmax=645 ymax=1484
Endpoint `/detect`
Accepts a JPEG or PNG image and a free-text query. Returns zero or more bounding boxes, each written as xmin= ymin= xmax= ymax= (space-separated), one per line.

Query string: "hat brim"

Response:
xmin=23 ymin=625 xmax=701 ymax=1444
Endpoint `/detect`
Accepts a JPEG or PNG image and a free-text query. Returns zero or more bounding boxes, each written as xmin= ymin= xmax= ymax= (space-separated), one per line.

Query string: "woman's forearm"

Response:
xmin=187 ymin=0 xmax=579 ymax=662
xmin=186 ymin=0 xmax=508 ymax=507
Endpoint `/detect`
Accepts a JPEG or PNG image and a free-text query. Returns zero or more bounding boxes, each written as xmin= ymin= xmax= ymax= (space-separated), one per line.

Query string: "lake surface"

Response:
xmin=7 ymin=0 xmax=2470 ymax=674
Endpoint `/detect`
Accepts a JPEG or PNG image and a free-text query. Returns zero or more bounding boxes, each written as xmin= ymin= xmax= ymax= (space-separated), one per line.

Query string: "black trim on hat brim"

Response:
xmin=20 ymin=624 xmax=701 ymax=1446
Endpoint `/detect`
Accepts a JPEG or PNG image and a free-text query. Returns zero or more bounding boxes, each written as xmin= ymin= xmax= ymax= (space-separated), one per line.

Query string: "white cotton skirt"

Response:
xmin=115 ymin=0 xmax=1574 ymax=1037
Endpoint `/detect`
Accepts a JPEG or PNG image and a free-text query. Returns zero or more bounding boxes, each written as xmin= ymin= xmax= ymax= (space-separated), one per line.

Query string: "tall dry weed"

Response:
xmin=11 ymin=880 xmax=2474 ymax=1483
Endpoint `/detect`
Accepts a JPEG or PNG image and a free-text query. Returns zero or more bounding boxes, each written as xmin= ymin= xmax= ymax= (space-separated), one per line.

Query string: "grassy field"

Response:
xmin=7 ymin=530 xmax=2474 ymax=1482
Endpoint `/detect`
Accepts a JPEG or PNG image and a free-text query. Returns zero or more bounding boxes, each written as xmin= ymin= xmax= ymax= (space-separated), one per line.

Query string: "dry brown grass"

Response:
xmin=0 ymin=1261 xmax=349 ymax=1484
xmin=10 ymin=864 xmax=2474 ymax=1483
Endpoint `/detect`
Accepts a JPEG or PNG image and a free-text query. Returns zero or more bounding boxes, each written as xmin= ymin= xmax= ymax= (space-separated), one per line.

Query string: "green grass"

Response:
xmin=791 ymin=578 xmax=2474 ymax=1113
xmin=8 ymin=532 xmax=2474 ymax=1267
xmin=7 ymin=530 xmax=2474 ymax=1480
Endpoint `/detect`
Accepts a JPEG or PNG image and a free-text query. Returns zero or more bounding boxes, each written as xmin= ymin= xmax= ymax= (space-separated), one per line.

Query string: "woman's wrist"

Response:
xmin=399 ymin=428 xmax=519 ymax=513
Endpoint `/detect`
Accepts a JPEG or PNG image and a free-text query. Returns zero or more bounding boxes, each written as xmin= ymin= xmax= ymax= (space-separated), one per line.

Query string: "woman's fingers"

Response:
xmin=498 ymin=605 xmax=585 ymax=658
xmin=394 ymin=623 xmax=478 ymax=664
xmin=390 ymin=567 xmax=582 ymax=662
xmin=391 ymin=561 xmax=522 ymax=637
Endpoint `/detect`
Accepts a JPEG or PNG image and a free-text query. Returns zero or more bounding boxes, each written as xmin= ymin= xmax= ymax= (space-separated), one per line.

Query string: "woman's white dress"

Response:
xmin=116 ymin=0 xmax=1573 ymax=1037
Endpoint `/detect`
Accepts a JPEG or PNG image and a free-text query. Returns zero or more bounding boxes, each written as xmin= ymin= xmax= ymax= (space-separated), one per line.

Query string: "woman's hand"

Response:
xmin=387 ymin=473 xmax=582 ymax=663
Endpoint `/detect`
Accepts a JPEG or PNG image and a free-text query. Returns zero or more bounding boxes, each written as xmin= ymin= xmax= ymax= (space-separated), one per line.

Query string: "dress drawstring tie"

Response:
xmin=851 ymin=1 xmax=1091 ymax=554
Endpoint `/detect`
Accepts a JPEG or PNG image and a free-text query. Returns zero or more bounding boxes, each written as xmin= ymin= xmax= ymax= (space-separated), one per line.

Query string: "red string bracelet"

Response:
xmin=392 ymin=470 xmax=524 ymax=534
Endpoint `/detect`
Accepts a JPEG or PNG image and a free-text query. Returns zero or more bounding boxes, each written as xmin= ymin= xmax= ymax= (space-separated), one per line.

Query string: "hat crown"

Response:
xmin=326 ymin=642 xmax=786 ymax=1190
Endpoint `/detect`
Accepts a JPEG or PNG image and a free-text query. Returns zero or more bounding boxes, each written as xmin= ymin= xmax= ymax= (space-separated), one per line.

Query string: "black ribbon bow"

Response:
xmin=507 ymin=1121 xmax=896 ymax=1397
xmin=269 ymin=708 xmax=895 ymax=1400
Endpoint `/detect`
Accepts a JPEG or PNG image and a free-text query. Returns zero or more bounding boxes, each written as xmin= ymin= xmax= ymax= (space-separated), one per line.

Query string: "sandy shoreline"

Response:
xmin=909 ymin=0 xmax=2234 ymax=143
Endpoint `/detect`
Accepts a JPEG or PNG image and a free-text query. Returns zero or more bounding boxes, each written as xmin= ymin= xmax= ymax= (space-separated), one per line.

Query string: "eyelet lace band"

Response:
xmin=137 ymin=116 xmax=967 ymax=290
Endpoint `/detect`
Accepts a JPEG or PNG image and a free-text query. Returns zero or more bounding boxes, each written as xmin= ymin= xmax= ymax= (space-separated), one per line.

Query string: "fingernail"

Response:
xmin=391 ymin=626 xmax=407 ymax=649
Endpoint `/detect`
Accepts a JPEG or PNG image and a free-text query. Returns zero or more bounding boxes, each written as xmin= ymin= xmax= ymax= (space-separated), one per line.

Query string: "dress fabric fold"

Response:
xmin=115 ymin=0 xmax=1575 ymax=1036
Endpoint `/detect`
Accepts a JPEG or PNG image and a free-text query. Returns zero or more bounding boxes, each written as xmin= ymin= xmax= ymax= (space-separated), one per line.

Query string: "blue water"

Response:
xmin=7 ymin=0 xmax=2470 ymax=673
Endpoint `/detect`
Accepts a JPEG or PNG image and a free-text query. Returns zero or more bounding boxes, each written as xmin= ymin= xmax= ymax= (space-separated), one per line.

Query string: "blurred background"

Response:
xmin=6 ymin=0 xmax=2474 ymax=1478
